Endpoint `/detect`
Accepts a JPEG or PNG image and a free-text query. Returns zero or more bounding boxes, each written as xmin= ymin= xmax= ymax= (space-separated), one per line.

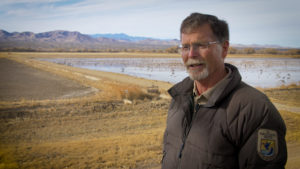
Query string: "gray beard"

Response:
xmin=187 ymin=66 xmax=209 ymax=81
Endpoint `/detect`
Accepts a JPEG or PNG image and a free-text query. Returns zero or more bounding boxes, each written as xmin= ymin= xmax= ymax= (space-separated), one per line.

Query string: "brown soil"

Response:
xmin=0 ymin=58 xmax=96 ymax=101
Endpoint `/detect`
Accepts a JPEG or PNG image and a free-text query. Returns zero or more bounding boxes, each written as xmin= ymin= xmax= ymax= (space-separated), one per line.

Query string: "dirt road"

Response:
xmin=0 ymin=58 xmax=95 ymax=101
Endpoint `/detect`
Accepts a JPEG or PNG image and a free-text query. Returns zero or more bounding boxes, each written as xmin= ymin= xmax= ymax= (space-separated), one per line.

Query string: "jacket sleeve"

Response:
xmin=235 ymin=99 xmax=287 ymax=169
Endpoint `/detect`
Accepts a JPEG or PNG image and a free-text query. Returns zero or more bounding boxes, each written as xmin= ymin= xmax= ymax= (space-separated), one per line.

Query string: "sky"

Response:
xmin=0 ymin=0 xmax=300 ymax=48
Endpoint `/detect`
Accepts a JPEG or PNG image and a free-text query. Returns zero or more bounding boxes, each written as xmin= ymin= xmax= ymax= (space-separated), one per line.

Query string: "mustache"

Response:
xmin=184 ymin=59 xmax=206 ymax=67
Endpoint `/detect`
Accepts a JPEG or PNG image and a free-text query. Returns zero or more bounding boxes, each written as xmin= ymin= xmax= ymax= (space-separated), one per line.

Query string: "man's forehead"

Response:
xmin=181 ymin=23 xmax=212 ymax=34
xmin=181 ymin=26 xmax=215 ymax=42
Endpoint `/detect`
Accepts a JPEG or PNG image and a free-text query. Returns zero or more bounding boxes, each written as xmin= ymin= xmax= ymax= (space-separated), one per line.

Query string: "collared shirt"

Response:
xmin=193 ymin=68 xmax=232 ymax=106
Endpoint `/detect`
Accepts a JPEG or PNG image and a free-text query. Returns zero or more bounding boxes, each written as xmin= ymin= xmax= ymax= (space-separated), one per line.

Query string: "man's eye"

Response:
xmin=182 ymin=45 xmax=189 ymax=49
xmin=195 ymin=43 xmax=206 ymax=47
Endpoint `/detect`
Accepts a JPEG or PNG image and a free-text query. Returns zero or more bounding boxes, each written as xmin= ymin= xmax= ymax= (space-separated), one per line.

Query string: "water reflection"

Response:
xmin=40 ymin=57 xmax=300 ymax=88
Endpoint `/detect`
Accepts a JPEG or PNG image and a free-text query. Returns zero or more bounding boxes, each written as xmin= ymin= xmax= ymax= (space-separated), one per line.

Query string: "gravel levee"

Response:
xmin=0 ymin=58 xmax=95 ymax=101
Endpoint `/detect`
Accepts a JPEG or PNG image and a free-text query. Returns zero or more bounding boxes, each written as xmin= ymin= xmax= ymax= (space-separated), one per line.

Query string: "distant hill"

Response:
xmin=0 ymin=30 xmax=97 ymax=43
xmin=90 ymin=33 xmax=148 ymax=42
xmin=0 ymin=30 xmax=179 ymax=52
xmin=0 ymin=29 xmax=297 ymax=53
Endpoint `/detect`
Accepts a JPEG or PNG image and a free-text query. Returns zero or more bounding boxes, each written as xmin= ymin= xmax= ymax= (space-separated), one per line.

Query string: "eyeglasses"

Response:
xmin=178 ymin=41 xmax=219 ymax=55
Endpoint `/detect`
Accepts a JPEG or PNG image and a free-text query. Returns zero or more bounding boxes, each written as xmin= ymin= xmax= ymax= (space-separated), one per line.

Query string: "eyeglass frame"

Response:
xmin=178 ymin=41 xmax=220 ymax=55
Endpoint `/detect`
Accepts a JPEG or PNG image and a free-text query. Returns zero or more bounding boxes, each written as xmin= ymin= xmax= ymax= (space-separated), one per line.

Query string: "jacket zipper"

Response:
xmin=177 ymin=96 xmax=198 ymax=169
xmin=177 ymin=119 xmax=194 ymax=169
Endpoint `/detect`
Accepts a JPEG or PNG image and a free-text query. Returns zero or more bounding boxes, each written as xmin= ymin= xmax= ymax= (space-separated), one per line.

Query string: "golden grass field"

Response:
xmin=0 ymin=52 xmax=300 ymax=169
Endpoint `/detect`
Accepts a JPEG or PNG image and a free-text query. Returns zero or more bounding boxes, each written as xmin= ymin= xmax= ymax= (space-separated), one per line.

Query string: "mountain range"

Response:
xmin=0 ymin=29 xmax=290 ymax=52
xmin=0 ymin=30 xmax=179 ymax=52
xmin=90 ymin=33 xmax=150 ymax=42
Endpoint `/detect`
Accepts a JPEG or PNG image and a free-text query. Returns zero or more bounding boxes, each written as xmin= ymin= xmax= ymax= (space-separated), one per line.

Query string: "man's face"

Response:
xmin=180 ymin=24 xmax=228 ymax=82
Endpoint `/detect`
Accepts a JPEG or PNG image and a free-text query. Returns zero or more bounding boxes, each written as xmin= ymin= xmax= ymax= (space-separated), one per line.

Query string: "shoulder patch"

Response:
xmin=257 ymin=129 xmax=278 ymax=161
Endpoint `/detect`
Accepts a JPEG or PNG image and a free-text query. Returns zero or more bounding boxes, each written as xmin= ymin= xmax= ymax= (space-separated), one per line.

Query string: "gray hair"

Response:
xmin=180 ymin=13 xmax=229 ymax=43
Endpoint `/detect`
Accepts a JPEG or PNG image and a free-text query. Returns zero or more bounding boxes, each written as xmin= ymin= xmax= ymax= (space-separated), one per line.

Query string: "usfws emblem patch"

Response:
xmin=257 ymin=129 xmax=278 ymax=161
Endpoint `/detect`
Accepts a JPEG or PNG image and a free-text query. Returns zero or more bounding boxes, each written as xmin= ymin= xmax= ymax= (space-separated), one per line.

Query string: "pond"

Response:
xmin=40 ymin=57 xmax=300 ymax=88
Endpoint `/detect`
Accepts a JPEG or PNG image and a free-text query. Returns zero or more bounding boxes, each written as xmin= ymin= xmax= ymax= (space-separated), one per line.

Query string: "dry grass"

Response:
xmin=279 ymin=109 xmax=300 ymax=169
xmin=263 ymin=85 xmax=300 ymax=169
xmin=263 ymin=85 xmax=300 ymax=108
xmin=281 ymin=110 xmax=300 ymax=143
xmin=0 ymin=52 xmax=299 ymax=168
xmin=0 ymin=94 xmax=169 ymax=169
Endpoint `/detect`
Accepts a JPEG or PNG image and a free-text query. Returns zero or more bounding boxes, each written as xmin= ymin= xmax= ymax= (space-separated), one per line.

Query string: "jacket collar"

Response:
xmin=168 ymin=76 xmax=194 ymax=98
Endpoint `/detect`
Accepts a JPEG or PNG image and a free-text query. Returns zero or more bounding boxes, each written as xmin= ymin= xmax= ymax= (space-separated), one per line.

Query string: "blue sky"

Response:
xmin=0 ymin=0 xmax=299 ymax=48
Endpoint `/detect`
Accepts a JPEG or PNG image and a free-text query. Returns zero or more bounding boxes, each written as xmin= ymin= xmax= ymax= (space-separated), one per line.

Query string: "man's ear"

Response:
xmin=222 ymin=40 xmax=229 ymax=59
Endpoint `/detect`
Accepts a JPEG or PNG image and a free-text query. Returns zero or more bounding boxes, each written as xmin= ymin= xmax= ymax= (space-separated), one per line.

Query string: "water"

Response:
xmin=40 ymin=57 xmax=300 ymax=88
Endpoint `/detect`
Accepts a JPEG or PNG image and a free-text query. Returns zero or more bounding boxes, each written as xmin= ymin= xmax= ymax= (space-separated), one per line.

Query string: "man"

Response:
xmin=162 ymin=13 xmax=287 ymax=169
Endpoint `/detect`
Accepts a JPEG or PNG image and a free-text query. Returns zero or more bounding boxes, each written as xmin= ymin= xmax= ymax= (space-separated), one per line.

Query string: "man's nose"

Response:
xmin=188 ymin=46 xmax=199 ymax=58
